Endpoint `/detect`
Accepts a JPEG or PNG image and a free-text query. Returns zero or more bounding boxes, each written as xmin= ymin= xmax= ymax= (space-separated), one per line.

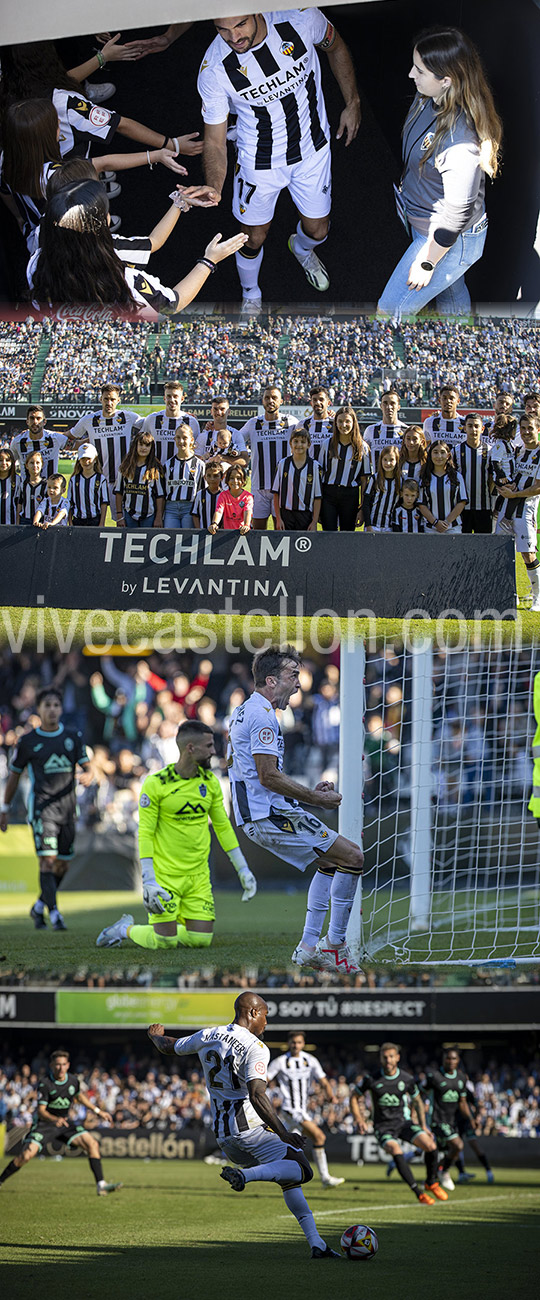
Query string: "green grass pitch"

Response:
xmin=1 ymin=1160 xmax=538 ymax=1300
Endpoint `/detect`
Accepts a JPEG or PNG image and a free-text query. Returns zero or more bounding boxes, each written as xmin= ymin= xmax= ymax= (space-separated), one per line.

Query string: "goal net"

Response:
xmin=343 ymin=639 xmax=540 ymax=965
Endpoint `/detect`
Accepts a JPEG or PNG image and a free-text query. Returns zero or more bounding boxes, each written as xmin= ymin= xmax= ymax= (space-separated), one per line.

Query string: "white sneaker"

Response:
xmin=84 ymin=80 xmax=116 ymax=103
xmin=321 ymin=1176 xmax=345 ymax=1188
xmin=103 ymin=180 xmax=122 ymax=199
xmin=288 ymin=235 xmax=330 ymax=292
xmin=291 ymin=943 xmax=326 ymax=969
xmin=315 ymin=936 xmax=360 ymax=974
xmin=439 ymin=1171 xmax=455 ymax=1191
xmin=240 ymin=295 xmax=262 ymax=317
xmin=96 ymin=913 xmax=133 ymax=947
xmin=109 ymin=215 xmax=122 ymax=233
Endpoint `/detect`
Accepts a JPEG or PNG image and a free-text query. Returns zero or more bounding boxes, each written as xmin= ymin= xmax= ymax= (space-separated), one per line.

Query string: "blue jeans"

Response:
xmin=163 ymin=500 xmax=195 ymax=528
xmin=378 ymin=220 xmax=488 ymax=320
xmin=124 ymin=511 xmax=155 ymax=529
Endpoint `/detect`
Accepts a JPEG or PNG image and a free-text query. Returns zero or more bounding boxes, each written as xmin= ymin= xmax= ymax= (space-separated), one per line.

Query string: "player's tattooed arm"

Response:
xmin=147 ymin=1024 xmax=177 ymax=1055
xmin=199 ymin=121 xmax=229 ymax=203
xmin=412 ymin=1090 xmax=428 ymax=1131
xmin=247 ymin=1079 xmax=306 ymax=1150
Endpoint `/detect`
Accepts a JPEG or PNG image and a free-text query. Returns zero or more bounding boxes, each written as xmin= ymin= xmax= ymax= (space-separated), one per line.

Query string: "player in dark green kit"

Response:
xmin=0 ymin=1049 xmax=121 ymax=1196
xmin=350 ymin=1042 xmax=448 ymax=1205
xmin=0 ymin=687 xmax=92 ymax=930
xmin=423 ymin=1047 xmax=474 ymax=1190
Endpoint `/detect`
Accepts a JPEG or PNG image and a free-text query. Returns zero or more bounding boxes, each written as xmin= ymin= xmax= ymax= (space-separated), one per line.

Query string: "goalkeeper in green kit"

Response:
xmin=96 ymin=721 xmax=257 ymax=950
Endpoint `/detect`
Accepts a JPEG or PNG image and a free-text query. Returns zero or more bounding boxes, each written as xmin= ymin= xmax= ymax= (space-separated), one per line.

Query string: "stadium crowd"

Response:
xmin=39 ymin=321 xmax=152 ymax=402
xmin=0 ymin=319 xmax=43 ymax=401
xmin=0 ymin=316 xmax=538 ymax=409
xmin=1 ymin=1047 xmax=539 ymax=1139
xmin=0 ymin=643 xmax=535 ymax=850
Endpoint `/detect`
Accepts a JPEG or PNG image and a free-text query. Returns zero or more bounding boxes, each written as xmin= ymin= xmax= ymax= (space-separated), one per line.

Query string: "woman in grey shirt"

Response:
xmin=378 ymin=26 xmax=502 ymax=320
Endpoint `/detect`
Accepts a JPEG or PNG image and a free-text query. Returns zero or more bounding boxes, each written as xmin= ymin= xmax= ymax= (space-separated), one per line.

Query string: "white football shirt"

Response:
xmin=227 ymin=690 xmax=298 ymax=825
xmin=174 ymin=1022 xmax=269 ymax=1141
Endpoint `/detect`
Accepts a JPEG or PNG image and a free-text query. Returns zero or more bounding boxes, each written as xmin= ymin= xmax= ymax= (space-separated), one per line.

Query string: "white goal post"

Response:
xmin=343 ymin=638 xmax=540 ymax=966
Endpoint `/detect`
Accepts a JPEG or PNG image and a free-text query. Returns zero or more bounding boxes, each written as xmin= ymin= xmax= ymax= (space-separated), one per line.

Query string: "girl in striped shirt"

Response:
xmin=67 ymin=443 xmax=109 ymax=527
xmin=398 ymin=424 xmax=428 ymax=485
xmin=0 ymin=447 xmax=20 ymax=524
xmin=363 ymin=446 xmax=401 ymax=533
xmin=164 ymin=425 xmax=205 ymax=528
xmin=115 ymin=433 xmax=165 ymax=529
xmin=420 ymin=441 xmax=468 ymax=532
xmin=209 ymin=465 xmax=253 ymax=535
xmin=19 ymin=449 xmax=45 ymax=524
xmin=320 ymin=406 xmax=370 ymax=532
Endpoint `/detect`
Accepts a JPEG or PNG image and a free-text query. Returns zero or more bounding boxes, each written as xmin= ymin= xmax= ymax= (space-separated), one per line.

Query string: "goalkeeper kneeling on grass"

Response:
xmin=96 ymin=720 xmax=256 ymax=950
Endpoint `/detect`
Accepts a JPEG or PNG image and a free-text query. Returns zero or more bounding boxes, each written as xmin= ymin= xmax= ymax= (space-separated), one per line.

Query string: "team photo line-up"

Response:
xmin=0 ymin=9 xmax=515 ymax=315
xmin=2 ymin=380 xmax=540 ymax=600
xmin=0 ymin=1006 xmax=498 ymax=1259
xmin=1 ymin=646 xmax=367 ymax=976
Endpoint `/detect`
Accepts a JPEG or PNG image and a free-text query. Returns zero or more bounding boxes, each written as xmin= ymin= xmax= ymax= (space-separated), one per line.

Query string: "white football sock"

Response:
xmin=313 ymin=1146 xmax=330 ymax=1181
xmin=301 ymin=870 xmax=332 ymax=947
xmin=293 ymin=220 xmax=326 ymax=257
xmin=243 ymin=1159 xmax=298 ymax=1184
xmin=236 ymin=246 xmax=263 ymax=294
xmin=282 ymin=1187 xmax=326 ymax=1250
xmin=327 ymin=871 xmax=359 ymax=946
xmin=527 ymin=561 xmax=540 ymax=597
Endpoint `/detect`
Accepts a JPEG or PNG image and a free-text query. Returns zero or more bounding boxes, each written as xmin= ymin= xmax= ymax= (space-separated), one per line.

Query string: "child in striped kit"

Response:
xmin=363 ymin=445 xmax=401 ymax=532
xmin=19 ymin=449 xmax=46 ymax=525
xmin=66 ymin=443 xmax=109 ymax=527
xmin=273 ymin=428 xmax=321 ymax=531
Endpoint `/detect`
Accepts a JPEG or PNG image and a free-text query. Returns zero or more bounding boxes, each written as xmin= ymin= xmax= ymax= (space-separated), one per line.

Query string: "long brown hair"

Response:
xmin=406 ymin=26 xmax=502 ymax=178
xmin=398 ymin=425 xmax=428 ymax=475
xmin=328 ymin=405 xmax=366 ymax=463
xmin=119 ymin=434 xmax=163 ymax=483
xmin=0 ymin=42 xmax=81 ymax=109
xmin=0 ymin=448 xmax=18 ymax=485
xmin=2 ymin=99 xmax=61 ymax=196
xmin=376 ymin=446 xmax=401 ymax=491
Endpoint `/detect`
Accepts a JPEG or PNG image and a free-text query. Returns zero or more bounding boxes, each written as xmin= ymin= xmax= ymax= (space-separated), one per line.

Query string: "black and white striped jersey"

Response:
xmin=0 ymin=474 xmax=21 ymax=524
xmin=195 ymin=426 xmax=248 ymax=459
xmin=267 ymin=1050 xmax=326 ymax=1116
xmin=456 ymin=441 xmax=491 ymax=511
xmin=52 ymin=88 xmax=120 ymax=159
xmin=71 ymin=410 xmax=143 ymax=482
xmin=67 ymin=471 xmax=109 ymax=520
xmin=272 ymin=454 xmax=321 ymax=511
xmin=115 ymin=465 xmax=165 ymax=521
xmin=363 ymin=422 xmax=406 ymax=470
xmin=299 ymin=417 xmax=333 ymax=460
xmin=321 ymin=441 xmax=370 ymax=488
xmin=36 ymin=494 xmax=69 ymax=525
xmin=363 ymin=477 xmax=399 ymax=530
xmin=391 ymin=504 xmax=425 ymax=533
xmin=238 ymin=414 xmax=298 ymax=492
xmin=422 ymin=413 xmax=465 ymax=445
xmin=0 ymin=159 xmax=58 ymax=253
xmin=143 ymin=410 xmax=202 ymax=466
xmin=165 ymin=454 xmax=205 ymax=502
xmin=111 ymin=236 xmax=180 ymax=315
xmin=421 ymin=471 xmax=468 ymax=528
xmin=10 ymin=430 xmax=68 ymax=479
xmin=198 ymin=9 xmax=331 ymax=172
xmin=192 ymin=485 xmax=222 ymax=528
xmin=498 ymin=446 xmax=540 ymax=522
xmin=400 ymin=459 xmax=423 ymax=484
xmin=173 ymin=1023 xmax=270 ymax=1142
xmin=19 ymin=476 xmax=46 ymax=522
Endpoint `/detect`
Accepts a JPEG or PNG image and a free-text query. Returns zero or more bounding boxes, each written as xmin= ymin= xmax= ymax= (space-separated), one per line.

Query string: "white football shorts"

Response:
xmin=496 ymin=510 xmax=538 ymax=553
xmin=219 ymin=1126 xmax=310 ymax=1188
xmin=232 ymin=146 xmax=332 ymax=226
xmin=252 ymin=488 xmax=275 ymax=520
xmin=241 ymin=806 xmax=339 ymax=872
